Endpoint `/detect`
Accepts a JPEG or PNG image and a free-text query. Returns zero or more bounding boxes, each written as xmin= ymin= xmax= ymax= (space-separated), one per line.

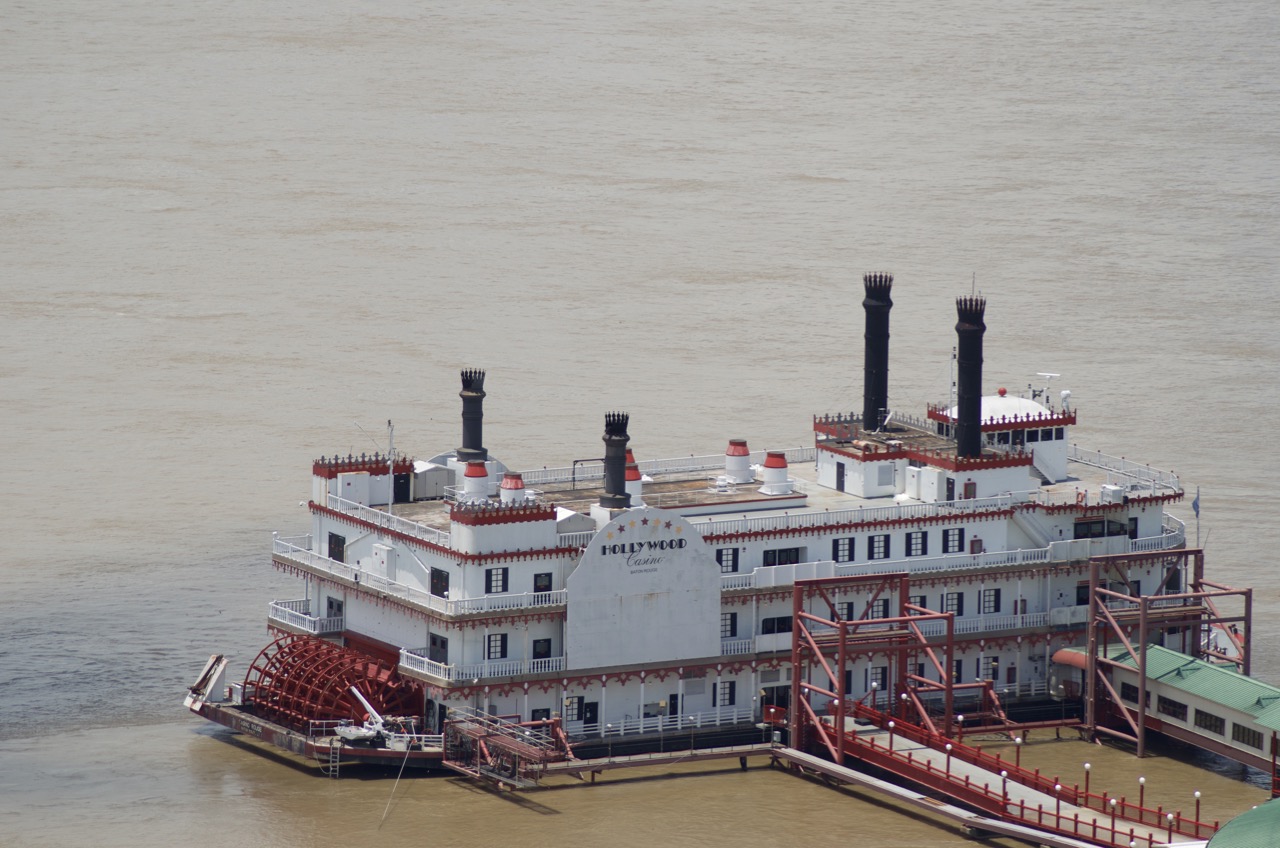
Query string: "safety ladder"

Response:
xmin=325 ymin=739 xmax=341 ymax=779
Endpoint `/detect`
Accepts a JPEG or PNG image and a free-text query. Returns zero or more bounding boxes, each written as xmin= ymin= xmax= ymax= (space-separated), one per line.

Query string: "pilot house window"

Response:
xmin=764 ymin=547 xmax=802 ymax=567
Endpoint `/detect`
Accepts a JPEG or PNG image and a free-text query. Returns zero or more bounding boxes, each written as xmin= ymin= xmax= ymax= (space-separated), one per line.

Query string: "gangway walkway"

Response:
xmin=820 ymin=705 xmax=1219 ymax=847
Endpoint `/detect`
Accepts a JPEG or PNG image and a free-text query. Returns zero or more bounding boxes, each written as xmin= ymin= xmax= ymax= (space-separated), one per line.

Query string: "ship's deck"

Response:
xmin=377 ymin=423 xmax=1164 ymax=536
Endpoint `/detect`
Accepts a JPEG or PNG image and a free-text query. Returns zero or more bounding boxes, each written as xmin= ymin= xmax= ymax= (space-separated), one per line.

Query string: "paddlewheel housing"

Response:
xmin=242 ymin=634 xmax=423 ymax=729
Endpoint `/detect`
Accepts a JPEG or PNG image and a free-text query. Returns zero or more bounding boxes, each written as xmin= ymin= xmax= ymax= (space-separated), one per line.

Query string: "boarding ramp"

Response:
xmin=810 ymin=705 xmax=1219 ymax=847
xmin=442 ymin=706 xmax=575 ymax=789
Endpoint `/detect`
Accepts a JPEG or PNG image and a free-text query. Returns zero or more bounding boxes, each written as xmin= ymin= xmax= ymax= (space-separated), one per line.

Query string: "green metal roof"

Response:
xmin=1208 ymin=797 xmax=1280 ymax=848
xmin=1062 ymin=644 xmax=1280 ymax=731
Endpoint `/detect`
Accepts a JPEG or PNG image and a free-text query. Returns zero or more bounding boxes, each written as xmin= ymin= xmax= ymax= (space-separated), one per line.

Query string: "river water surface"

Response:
xmin=2 ymin=1 xmax=1278 ymax=845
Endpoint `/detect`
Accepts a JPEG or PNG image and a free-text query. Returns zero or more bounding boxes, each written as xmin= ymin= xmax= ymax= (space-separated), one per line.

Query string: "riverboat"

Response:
xmin=187 ymin=274 xmax=1229 ymax=779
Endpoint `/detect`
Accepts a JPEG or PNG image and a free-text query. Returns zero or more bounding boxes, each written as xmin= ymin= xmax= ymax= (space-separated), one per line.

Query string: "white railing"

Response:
xmin=720 ymin=526 xmax=1184 ymax=593
xmin=1068 ymin=445 xmax=1182 ymax=494
xmin=697 ymin=493 xmax=1023 ymax=538
xmin=272 ymin=539 xmax=567 ymax=617
xmin=576 ymin=706 xmax=758 ymax=738
xmin=450 ymin=590 xmax=569 ymax=614
xmin=304 ymin=719 xmax=444 ymax=749
xmin=914 ymin=611 xmax=1048 ymax=637
xmin=399 ymin=649 xmax=566 ymax=681
xmin=558 ymin=531 xmax=595 ymax=548
xmin=721 ymin=638 xmax=755 ymax=656
xmin=517 ymin=447 xmax=816 ymax=487
xmin=324 ymin=494 xmax=451 ymax=547
xmin=267 ymin=599 xmax=344 ymax=635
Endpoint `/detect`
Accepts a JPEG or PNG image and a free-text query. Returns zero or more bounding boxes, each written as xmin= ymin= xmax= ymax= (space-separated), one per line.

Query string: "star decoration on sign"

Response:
xmin=617 ymin=524 xmax=626 ymax=534
xmin=664 ymin=521 xmax=672 ymax=529
xmin=641 ymin=517 xmax=649 ymax=526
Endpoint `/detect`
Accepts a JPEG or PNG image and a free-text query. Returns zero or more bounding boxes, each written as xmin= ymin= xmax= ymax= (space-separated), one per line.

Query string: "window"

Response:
xmin=532 ymin=638 xmax=551 ymax=659
xmin=838 ymin=601 xmax=856 ymax=621
xmin=715 ymin=681 xmax=737 ymax=707
xmin=764 ymin=547 xmax=802 ymax=567
xmin=869 ymin=665 xmax=888 ymax=691
xmin=531 ymin=708 xmax=551 ymax=722
xmin=533 ymin=572 xmax=552 ymax=593
xmin=1054 ymin=427 xmax=1065 ymax=440
xmin=717 ymin=548 xmax=740 ymax=573
xmin=721 ymin=612 xmax=738 ymax=638
xmin=942 ymin=528 xmax=965 ymax=554
xmin=996 ymin=431 xmax=1010 ymax=445
xmin=977 ymin=656 xmax=999 ymax=680
xmin=868 ymin=534 xmax=890 ymax=560
xmin=761 ymin=615 xmax=793 ymax=635
xmin=1074 ymin=519 xmax=1129 ymax=539
xmin=1234 ymin=723 xmax=1263 ymax=750
xmin=832 ymin=538 xmax=854 ymax=563
xmin=1120 ymin=682 xmax=1150 ymax=706
xmin=869 ymin=598 xmax=890 ymax=619
xmin=906 ymin=531 xmax=928 ymax=557
xmin=328 ymin=532 xmax=347 ymax=563
xmin=944 ymin=592 xmax=965 ymax=616
xmin=563 ymin=696 xmax=583 ymax=721
xmin=485 ymin=567 xmax=508 ymax=594
xmin=1157 ymin=696 xmax=1188 ymax=721
xmin=980 ymin=588 xmax=1001 ymax=615
xmin=430 ymin=567 xmax=450 ymax=598
xmin=907 ymin=595 xmax=927 ymax=615
xmin=1194 ymin=709 xmax=1225 ymax=735
xmin=486 ymin=633 xmax=508 ymax=660
xmin=1027 ymin=429 xmax=1040 ymax=443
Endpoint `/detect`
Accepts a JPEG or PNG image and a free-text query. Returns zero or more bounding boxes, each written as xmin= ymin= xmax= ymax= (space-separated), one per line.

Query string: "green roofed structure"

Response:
xmin=1055 ymin=644 xmax=1280 ymax=788
xmin=1208 ymin=797 xmax=1280 ymax=848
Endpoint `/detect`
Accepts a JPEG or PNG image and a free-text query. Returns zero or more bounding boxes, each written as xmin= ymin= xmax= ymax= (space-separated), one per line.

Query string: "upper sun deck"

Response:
xmin=312 ymin=433 xmax=1183 ymax=552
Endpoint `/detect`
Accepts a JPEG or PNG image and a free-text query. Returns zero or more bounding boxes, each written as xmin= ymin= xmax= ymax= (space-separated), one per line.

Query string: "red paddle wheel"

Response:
xmin=242 ymin=634 xmax=423 ymax=729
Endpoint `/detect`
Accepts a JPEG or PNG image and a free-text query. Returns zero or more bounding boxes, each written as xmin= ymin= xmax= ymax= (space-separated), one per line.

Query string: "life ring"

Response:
xmin=1076 ymin=491 xmax=1085 ymax=505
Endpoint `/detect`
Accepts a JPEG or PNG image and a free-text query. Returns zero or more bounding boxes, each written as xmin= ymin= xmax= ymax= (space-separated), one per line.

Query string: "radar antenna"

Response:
xmin=1030 ymin=372 xmax=1061 ymax=407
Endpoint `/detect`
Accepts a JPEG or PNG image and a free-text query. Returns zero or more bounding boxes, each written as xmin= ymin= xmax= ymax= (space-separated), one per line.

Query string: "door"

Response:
xmin=668 ymin=694 xmax=679 ymax=716
xmin=835 ymin=462 xmax=845 ymax=492
xmin=393 ymin=473 xmax=411 ymax=503
xmin=328 ymin=532 xmax=346 ymax=563
xmin=428 ymin=633 xmax=448 ymax=664
xmin=582 ymin=701 xmax=599 ymax=725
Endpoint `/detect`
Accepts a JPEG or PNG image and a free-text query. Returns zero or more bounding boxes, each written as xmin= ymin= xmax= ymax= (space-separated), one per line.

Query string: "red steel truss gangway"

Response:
xmin=806 ymin=703 xmax=1220 ymax=847
xmin=786 ymin=571 xmax=1224 ymax=846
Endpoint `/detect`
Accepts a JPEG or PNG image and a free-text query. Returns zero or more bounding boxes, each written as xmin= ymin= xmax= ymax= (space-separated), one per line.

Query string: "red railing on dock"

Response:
xmin=826 ymin=702 xmax=1219 ymax=845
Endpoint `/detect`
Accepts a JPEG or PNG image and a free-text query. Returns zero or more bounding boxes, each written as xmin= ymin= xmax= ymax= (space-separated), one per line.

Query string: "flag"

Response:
xmin=1192 ymin=486 xmax=1200 ymax=518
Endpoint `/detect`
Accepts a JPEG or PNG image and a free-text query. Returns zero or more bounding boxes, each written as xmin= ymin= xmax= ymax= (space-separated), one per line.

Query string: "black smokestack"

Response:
xmin=862 ymin=272 xmax=894 ymax=430
xmin=600 ymin=412 xmax=631 ymax=509
xmin=457 ymin=369 xmax=487 ymax=463
xmin=955 ymin=297 xmax=987 ymax=459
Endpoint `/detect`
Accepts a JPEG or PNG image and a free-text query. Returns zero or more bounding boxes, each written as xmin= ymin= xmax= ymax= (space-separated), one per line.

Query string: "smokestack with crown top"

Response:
xmin=862 ymin=273 xmax=894 ymax=431
xmin=955 ymin=296 xmax=987 ymax=459
xmin=457 ymin=369 xmax=487 ymax=463
xmin=600 ymin=412 xmax=631 ymax=509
